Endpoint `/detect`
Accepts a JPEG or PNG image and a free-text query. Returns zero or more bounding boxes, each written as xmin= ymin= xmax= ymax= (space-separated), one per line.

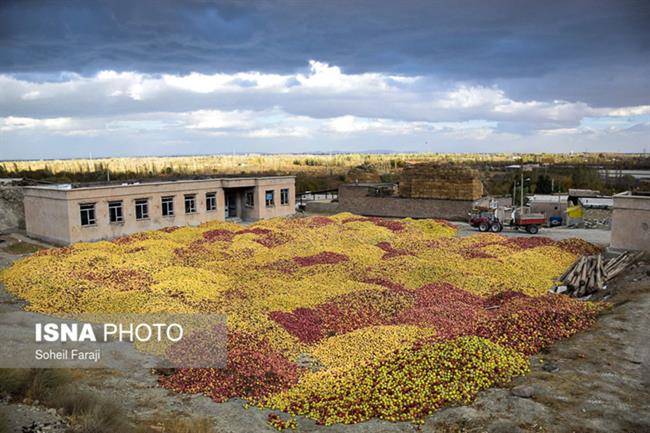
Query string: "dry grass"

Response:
xmin=0 ymin=369 xmax=216 ymax=433
xmin=0 ymin=369 xmax=72 ymax=402
xmin=2 ymin=241 xmax=44 ymax=255
xmin=53 ymin=387 xmax=130 ymax=433
xmin=0 ymin=370 xmax=131 ymax=433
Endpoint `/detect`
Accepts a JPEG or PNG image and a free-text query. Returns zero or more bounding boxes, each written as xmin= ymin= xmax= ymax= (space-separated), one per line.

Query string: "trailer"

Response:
xmin=511 ymin=213 xmax=545 ymax=234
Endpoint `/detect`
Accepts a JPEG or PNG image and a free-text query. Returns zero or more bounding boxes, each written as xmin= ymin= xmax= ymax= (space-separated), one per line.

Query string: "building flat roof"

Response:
xmin=578 ymin=197 xmax=613 ymax=208
xmin=25 ymin=175 xmax=295 ymax=192
xmin=342 ymin=182 xmax=396 ymax=187
xmin=529 ymin=194 xmax=568 ymax=203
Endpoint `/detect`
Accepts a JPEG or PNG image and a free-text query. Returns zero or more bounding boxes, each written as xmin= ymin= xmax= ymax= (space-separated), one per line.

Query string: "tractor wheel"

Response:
xmin=478 ymin=221 xmax=489 ymax=232
xmin=526 ymin=225 xmax=539 ymax=235
xmin=490 ymin=222 xmax=503 ymax=233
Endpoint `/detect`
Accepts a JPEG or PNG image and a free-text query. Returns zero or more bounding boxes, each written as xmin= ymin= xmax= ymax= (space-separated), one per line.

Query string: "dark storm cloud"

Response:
xmin=1 ymin=0 xmax=649 ymax=106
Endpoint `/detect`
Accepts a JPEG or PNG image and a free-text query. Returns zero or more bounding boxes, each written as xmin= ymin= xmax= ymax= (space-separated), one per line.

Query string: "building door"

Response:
xmin=225 ymin=192 xmax=237 ymax=218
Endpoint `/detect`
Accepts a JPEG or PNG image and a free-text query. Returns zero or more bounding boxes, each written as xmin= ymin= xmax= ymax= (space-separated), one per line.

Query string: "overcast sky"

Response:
xmin=1 ymin=0 xmax=649 ymax=159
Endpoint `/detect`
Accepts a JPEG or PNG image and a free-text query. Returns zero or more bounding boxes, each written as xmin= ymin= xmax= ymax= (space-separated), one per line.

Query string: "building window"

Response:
xmin=245 ymin=191 xmax=254 ymax=207
xmin=265 ymin=190 xmax=275 ymax=207
xmin=280 ymin=188 xmax=290 ymax=205
xmin=162 ymin=196 xmax=174 ymax=217
xmin=206 ymin=192 xmax=217 ymax=211
xmin=108 ymin=201 xmax=123 ymax=223
xmin=184 ymin=194 xmax=197 ymax=214
xmin=79 ymin=203 xmax=96 ymax=226
xmin=135 ymin=199 xmax=149 ymax=220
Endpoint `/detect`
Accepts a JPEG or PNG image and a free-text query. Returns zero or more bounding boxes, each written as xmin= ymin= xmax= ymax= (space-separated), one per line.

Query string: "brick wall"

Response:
xmin=338 ymin=184 xmax=473 ymax=221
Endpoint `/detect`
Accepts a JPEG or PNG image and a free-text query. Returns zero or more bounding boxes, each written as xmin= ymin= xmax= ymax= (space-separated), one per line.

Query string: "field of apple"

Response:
xmin=0 ymin=213 xmax=603 ymax=425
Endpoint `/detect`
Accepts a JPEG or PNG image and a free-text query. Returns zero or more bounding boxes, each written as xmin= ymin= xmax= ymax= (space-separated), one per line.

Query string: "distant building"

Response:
xmin=473 ymin=196 xmax=512 ymax=210
xmin=23 ymin=176 xmax=295 ymax=245
xmin=568 ymin=189 xmax=601 ymax=201
xmin=578 ymin=197 xmax=613 ymax=209
xmin=529 ymin=194 xmax=568 ymax=226
xmin=0 ymin=178 xmax=23 ymax=186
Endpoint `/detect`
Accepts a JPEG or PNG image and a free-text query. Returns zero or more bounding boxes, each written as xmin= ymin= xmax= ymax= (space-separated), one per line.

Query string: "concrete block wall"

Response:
xmin=611 ymin=192 xmax=650 ymax=251
xmin=338 ymin=184 xmax=473 ymax=221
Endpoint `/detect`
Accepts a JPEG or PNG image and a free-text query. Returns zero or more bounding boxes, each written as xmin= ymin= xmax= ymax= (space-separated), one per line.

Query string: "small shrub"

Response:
xmin=2 ymin=241 xmax=43 ymax=255
xmin=52 ymin=386 xmax=100 ymax=415
xmin=50 ymin=386 xmax=130 ymax=433
xmin=73 ymin=402 xmax=129 ymax=433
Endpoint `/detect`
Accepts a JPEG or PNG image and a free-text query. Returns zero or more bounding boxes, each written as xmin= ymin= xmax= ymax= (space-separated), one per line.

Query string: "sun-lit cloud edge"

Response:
xmin=1 ymin=60 xmax=649 ymax=157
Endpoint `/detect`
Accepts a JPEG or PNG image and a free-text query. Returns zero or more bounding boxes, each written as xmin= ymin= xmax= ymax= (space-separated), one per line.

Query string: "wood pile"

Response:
xmin=399 ymin=164 xmax=483 ymax=200
xmin=550 ymin=251 xmax=644 ymax=298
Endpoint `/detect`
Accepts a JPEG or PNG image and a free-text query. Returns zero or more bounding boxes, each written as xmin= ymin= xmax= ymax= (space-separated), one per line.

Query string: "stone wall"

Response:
xmin=338 ymin=184 xmax=473 ymax=221
xmin=0 ymin=186 xmax=25 ymax=233
xmin=583 ymin=208 xmax=612 ymax=229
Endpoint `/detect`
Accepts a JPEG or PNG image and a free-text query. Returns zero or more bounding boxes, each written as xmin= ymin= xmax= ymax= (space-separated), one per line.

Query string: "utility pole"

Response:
xmin=520 ymin=170 xmax=524 ymax=215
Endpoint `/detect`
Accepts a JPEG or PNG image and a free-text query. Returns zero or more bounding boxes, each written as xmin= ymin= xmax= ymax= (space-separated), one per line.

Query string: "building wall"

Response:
xmin=304 ymin=201 xmax=339 ymax=214
xmin=611 ymin=192 xmax=650 ymax=251
xmin=65 ymin=180 xmax=228 ymax=243
xmin=24 ymin=189 xmax=71 ymax=244
xmin=338 ymin=184 xmax=473 ymax=220
xmin=23 ymin=177 xmax=295 ymax=244
xmin=254 ymin=178 xmax=296 ymax=220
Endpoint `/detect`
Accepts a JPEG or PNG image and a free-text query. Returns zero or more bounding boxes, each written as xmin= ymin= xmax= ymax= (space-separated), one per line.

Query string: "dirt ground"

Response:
xmin=0 ymin=232 xmax=648 ymax=433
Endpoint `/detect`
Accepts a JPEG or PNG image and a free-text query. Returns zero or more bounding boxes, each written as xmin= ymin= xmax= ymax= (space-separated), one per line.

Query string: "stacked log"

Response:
xmin=551 ymin=251 xmax=644 ymax=298
xmin=399 ymin=163 xmax=483 ymax=200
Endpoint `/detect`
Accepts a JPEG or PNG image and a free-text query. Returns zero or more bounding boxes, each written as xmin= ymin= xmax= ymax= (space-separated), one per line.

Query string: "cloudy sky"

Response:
xmin=1 ymin=0 xmax=649 ymax=159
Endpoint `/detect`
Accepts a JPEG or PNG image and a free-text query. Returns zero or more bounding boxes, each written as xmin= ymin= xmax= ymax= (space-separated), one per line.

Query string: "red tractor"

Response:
xmin=469 ymin=210 xmax=503 ymax=232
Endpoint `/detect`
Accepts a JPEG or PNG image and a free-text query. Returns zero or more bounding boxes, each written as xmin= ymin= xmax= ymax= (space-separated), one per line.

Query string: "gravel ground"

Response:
xmin=455 ymin=222 xmax=611 ymax=246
